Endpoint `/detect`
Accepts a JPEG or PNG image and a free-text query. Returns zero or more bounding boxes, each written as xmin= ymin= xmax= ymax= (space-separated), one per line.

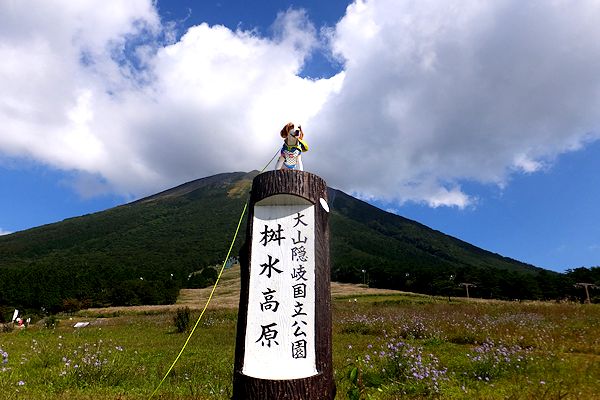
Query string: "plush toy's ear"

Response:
xmin=280 ymin=122 xmax=293 ymax=138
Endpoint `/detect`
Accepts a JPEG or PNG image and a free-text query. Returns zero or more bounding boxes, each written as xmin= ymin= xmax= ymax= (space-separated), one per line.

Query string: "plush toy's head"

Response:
xmin=280 ymin=122 xmax=303 ymax=145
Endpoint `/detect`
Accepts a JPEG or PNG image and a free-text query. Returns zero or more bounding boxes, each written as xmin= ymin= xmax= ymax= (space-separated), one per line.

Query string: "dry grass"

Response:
xmin=80 ymin=265 xmax=410 ymax=316
xmin=226 ymin=179 xmax=252 ymax=198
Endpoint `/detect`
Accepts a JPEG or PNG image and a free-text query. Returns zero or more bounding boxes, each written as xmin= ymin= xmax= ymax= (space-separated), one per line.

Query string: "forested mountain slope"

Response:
xmin=0 ymin=171 xmax=571 ymax=313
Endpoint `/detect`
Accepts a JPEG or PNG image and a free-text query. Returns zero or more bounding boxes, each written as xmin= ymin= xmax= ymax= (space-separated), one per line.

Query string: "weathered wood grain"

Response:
xmin=233 ymin=170 xmax=335 ymax=399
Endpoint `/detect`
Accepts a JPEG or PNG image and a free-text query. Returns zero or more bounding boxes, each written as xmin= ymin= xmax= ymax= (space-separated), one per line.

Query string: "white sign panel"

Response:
xmin=243 ymin=196 xmax=317 ymax=380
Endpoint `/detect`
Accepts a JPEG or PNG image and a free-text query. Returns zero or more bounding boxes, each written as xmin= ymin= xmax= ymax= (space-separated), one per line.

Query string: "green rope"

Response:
xmin=148 ymin=150 xmax=279 ymax=399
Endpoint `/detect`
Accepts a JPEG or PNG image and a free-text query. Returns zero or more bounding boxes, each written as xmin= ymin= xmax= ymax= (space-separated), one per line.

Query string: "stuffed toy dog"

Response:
xmin=275 ymin=122 xmax=309 ymax=171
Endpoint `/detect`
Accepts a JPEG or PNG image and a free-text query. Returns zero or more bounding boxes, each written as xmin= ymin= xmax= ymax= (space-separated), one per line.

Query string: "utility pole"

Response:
xmin=460 ymin=283 xmax=476 ymax=299
xmin=574 ymin=283 xmax=598 ymax=304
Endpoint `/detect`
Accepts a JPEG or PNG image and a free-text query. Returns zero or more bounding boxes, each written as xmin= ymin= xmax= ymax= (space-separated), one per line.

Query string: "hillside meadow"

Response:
xmin=1 ymin=268 xmax=599 ymax=399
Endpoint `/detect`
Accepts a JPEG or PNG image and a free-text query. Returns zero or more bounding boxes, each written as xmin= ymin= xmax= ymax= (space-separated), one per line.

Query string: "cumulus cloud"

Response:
xmin=0 ymin=1 xmax=342 ymax=196
xmin=0 ymin=0 xmax=161 ymax=185
xmin=310 ymin=0 xmax=600 ymax=207
xmin=1 ymin=0 xmax=600 ymax=207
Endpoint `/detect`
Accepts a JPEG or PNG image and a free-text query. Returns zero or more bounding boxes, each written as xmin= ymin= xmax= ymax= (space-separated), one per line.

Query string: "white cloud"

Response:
xmin=1 ymin=0 xmax=600 ymax=207
xmin=0 ymin=2 xmax=343 ymax=196
xmin=314 ymin=0 xmax=600 ymax=207
xmin=310 ymin=0 xmax=600 ymax=207
xmin=0 ymin=228 xmax=12 ymax=236
xmin=0 ymin=0 xmax=161 ymax=177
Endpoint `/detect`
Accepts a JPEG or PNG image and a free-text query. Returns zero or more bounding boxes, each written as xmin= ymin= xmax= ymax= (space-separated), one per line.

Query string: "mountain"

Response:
xmin=0 ymin=171 xmax=567 ymax=314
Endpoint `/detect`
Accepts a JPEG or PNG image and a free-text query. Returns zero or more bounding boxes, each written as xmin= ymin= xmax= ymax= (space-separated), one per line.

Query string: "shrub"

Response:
xmin=62 ymin=298 xmax=83 ymax=313
xmin=44 ymin=315 xmax=58 ymax=329
xmin=173 ymin=307 xmax=191 ymax=333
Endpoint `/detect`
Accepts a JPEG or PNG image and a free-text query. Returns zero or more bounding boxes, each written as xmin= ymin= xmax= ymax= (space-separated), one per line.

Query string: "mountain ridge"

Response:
xmin=0 ymin=171 xmax=566 ymax=314
xmin=327 ymin=187 xmax=539 ymax=272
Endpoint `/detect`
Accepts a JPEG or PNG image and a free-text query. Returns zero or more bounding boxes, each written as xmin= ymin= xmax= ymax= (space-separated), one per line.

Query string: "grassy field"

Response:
xmin=1 ymin=268 xmax=599 ymax=399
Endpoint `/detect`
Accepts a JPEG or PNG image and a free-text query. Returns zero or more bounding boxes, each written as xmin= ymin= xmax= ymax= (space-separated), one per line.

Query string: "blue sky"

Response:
xmin=1 ymin=0 xmax=600 ymax=272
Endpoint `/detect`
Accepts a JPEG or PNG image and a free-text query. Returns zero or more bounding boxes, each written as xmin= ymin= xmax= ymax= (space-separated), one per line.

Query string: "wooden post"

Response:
xmin=233 ymin=170 xmax=335 ymax=400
